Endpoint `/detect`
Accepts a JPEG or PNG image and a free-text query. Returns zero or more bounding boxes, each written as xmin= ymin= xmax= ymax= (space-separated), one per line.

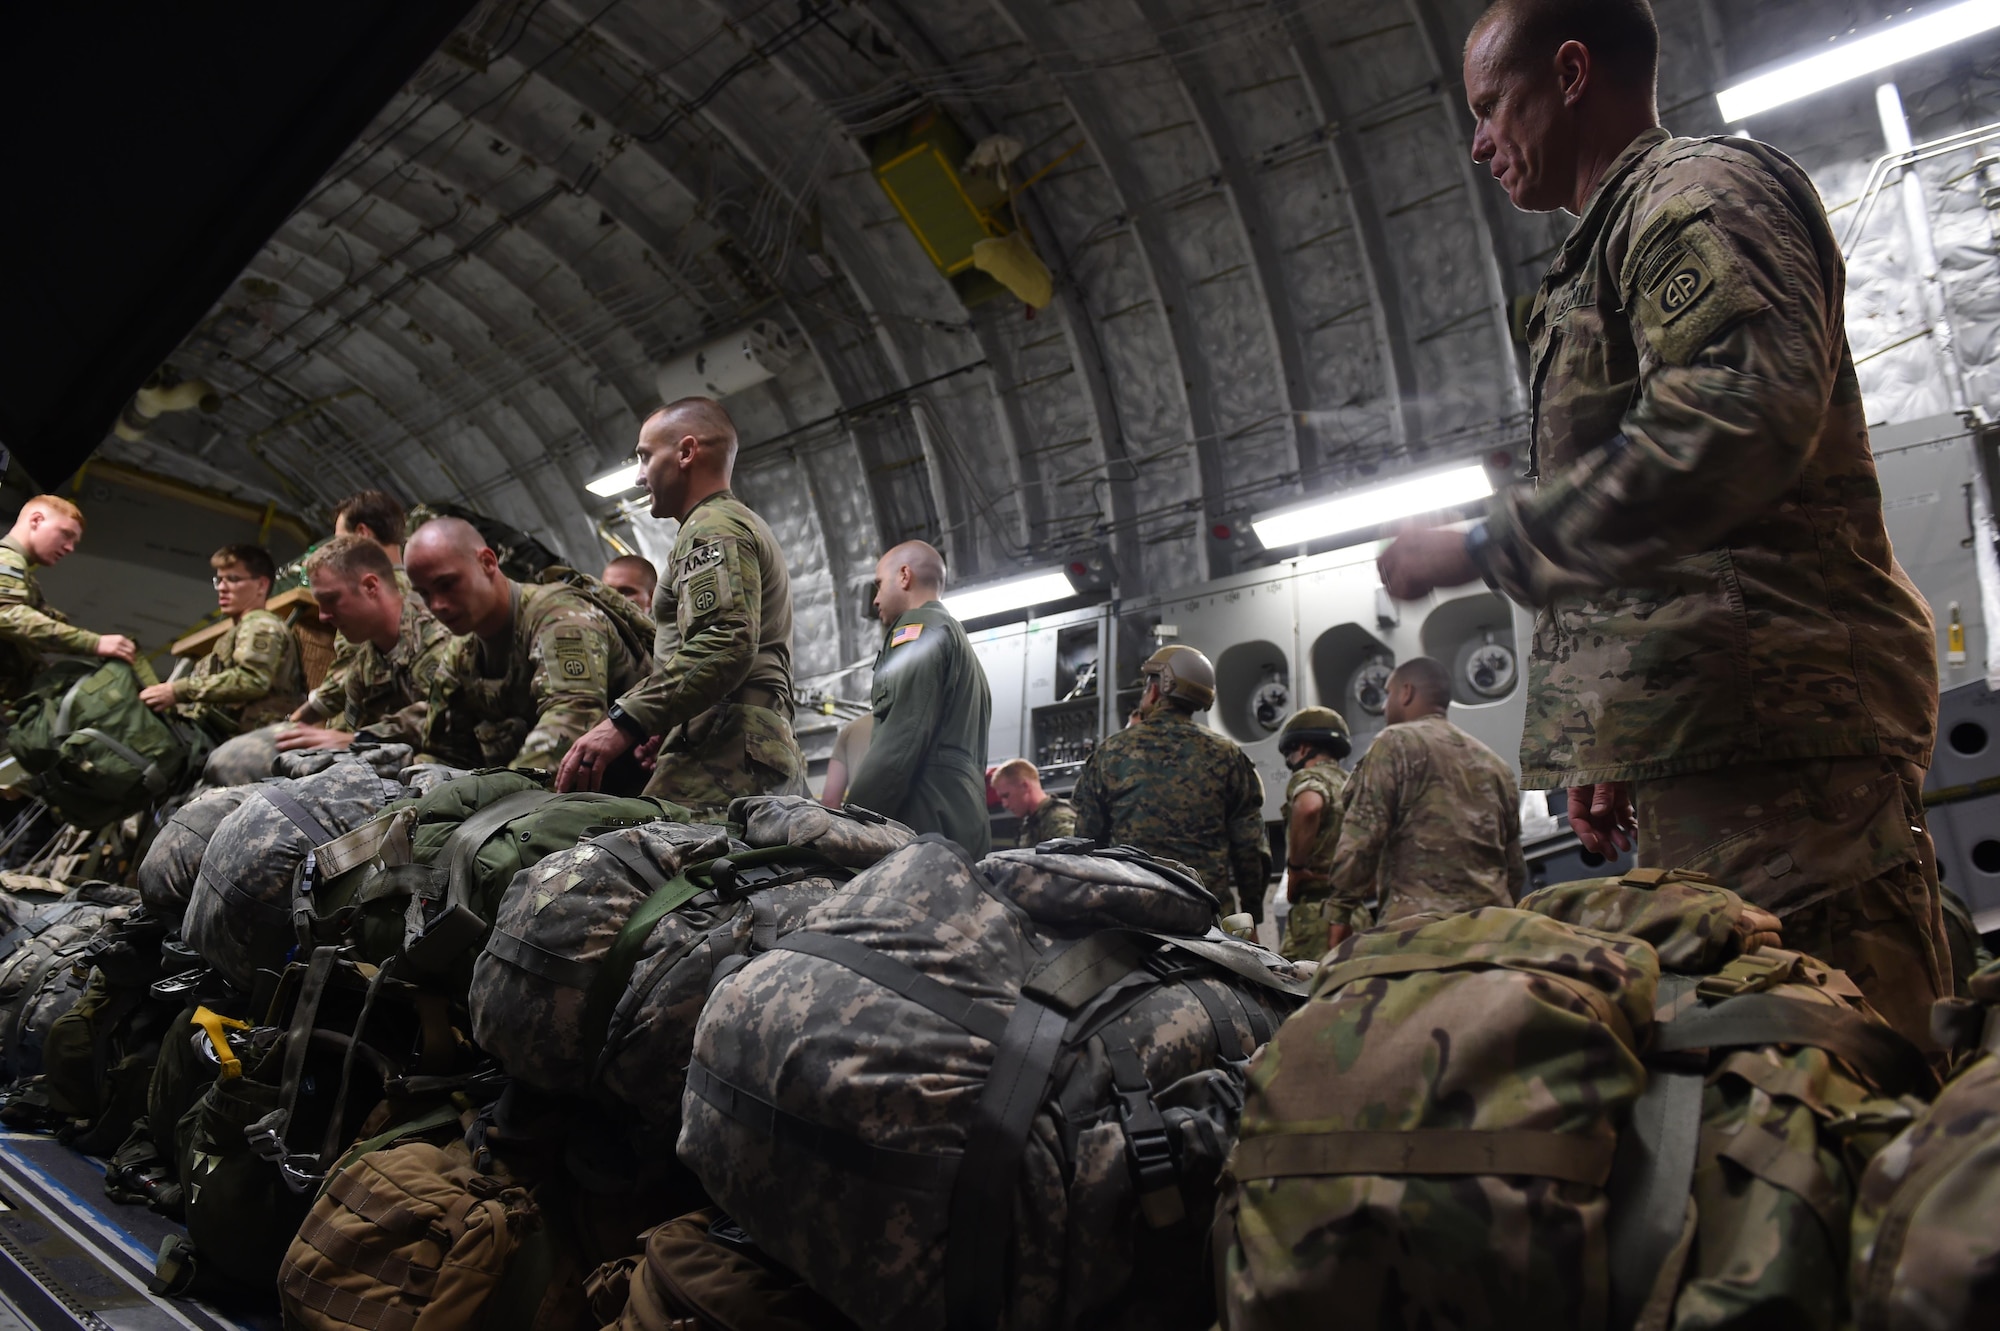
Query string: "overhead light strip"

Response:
xmin=1717 ymin=0 xmax=2000 ymax=123
xmin=587 ymin=465 xmax=640 ymax=497
xmin=1250 ymin=464 xmax=1493 ymax=551
xmin=940 ymin=569 xmax=1077 ymax=621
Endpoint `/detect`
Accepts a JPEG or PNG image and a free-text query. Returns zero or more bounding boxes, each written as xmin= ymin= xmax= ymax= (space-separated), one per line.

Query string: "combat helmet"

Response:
xmin=1141 ymin=644 xmax=1216 ymax=711
xmin=1277 ymin=705 xmax=1352 ymax=761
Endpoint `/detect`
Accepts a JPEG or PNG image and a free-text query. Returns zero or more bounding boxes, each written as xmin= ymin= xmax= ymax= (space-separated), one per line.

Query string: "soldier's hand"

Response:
xmin=1739 ymin=905 xmax=1783 ymax=954
xmin=1377 ymin=523 xmax=1480 ymax=601
xmin=633 ymin=734 xmax=663 ymax=771
xmin=556 ymin=719 xmax=637 ymax=794
xmin=276 ymin=724 xmax=353 ymax=753
xmin=138 ymin=682 xmax=178 ymax=712
xmin=95 ymin=634 xmax=138 ymax=663
xmin=1327 ymin=922 xmax=1352 ymax=951
xmin=1567 ymin=782 xmax=1634 ymax=857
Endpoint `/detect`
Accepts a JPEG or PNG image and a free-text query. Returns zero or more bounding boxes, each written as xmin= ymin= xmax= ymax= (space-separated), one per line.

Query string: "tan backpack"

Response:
xmin=586 ymin=1210 xmax=855 ymax=1331
xmin=281 ymin=1133 xmax=547 ymax=1331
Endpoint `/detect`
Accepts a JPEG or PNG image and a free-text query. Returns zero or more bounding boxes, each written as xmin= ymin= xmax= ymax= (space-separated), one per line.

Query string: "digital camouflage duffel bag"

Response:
xmin=1216 ymin=868 xmax=1933 ymax=1331
xmin=138 ymin=786 xmax=251 ymax=915
xmin=1849 ymin=954 xmax=2000 ymax=1330
xmin=680 ymin=835 xmax=1308 ymax=1331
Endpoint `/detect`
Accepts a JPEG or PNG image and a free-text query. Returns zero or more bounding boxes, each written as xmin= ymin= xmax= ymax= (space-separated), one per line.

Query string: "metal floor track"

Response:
xmin=0 ymin=1134 xmax=267 ymax=1331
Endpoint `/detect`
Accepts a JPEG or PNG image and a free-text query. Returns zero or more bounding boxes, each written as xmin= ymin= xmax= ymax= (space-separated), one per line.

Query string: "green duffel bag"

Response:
xmin=303 ymin=769 xmax=698 ymax=998
xmin=41 ymin=914 xmax=195 ymax=1153
xmin=10 ymin=658 xmax=202 ymax=829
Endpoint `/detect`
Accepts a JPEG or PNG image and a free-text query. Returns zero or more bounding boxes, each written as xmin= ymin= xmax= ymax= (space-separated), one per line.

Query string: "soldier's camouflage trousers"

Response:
xmin=1634 ymin=754 xmax=1948 ymax=1051
xmin=1279 ymin=885 xmax=1372 ymax=963
xmin=645 ymin=702 xmax=809 ymax=818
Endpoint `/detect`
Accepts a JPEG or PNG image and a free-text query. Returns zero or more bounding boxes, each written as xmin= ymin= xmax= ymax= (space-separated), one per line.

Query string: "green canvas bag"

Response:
xmin=10 ymin=658 xmax=201 ymax=828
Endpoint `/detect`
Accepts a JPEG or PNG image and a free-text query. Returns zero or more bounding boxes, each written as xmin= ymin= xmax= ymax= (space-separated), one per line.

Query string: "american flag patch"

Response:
xmin=891 ymin=622 xmax=924 ymax=647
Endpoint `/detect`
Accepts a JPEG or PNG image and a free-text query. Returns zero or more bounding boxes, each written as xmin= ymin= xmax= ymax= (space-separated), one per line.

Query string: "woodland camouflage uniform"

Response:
xmin=1470 ymin=128 xmax=1945 ymax=1045
xmin=1014 ymin=794 xmax=1076 ymax=848
xmin=0 ymin=536 xmax=102 ymax=705
xmin=1327 ymin=714 xmax=1524 ymax=929
xmin=1072 ymin=707 xmax=1266 ymax=916
xmin=614 ymin=490 xmax=808 ymax=814
xmin=1279 ymin=757 xmax=1346 ymax=961
xmin=173 ymin=607 xmax=304 ymax=735
xmin=298 ymin=587 xmax=452 ymax=747
xmin=422 ymin=580 xmax=645 ymax=772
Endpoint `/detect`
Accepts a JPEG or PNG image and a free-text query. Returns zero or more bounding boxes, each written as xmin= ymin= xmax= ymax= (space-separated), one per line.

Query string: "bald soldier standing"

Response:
xmin=1378 ymin=0 xmax=1945 ymax=1045
xmin=846 ymin=541 xmax=993 ymax=853
xmin=409 ymin=517 xmax=647 ymax=772
xmin=557 ymin=398 xmax=809 ymax=810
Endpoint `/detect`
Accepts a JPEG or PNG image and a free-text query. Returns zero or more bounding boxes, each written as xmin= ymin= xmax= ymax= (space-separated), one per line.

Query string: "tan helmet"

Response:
xmin=1141 ymin=644 xmax=1216 ymax=711
xmin=1278 ymin=705 xmax=1352 ymax=761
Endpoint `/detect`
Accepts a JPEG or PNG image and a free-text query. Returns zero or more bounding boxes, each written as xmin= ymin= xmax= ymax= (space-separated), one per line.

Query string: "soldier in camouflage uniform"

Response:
xmin=142 ymin=544 xmax=303 ymax=737
xmin=1378 ymin=0 xmax=1945 ymax=1047
xmin=990 ymin=757 xmax=1076 ymax=847
xmin=0 ymin=496 xmax=137 ymax=707
xmin=280 ymin=535 xmax=451 ymax=750
xmin=1327 ymin=658 xmax=1525 ymax=944
xmin=556 ymin=398 xmax=807 ymax=812
xmin=407 ymin=517 xmax=647 ymax=773
xmin=310 ymin=490 xmax=414 ymax=720
xmin=1072 ymin=645 xmax=1267 ymax=916
xmin=846 ymin=541 xmax=993 ymax=853
xmin=1276 ymin=705 xmax=1351 ymax=961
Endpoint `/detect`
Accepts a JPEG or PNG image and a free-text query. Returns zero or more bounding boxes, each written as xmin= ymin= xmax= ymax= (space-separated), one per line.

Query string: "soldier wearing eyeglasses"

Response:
xmin=141 ymin=544 xmax=303 ymax=735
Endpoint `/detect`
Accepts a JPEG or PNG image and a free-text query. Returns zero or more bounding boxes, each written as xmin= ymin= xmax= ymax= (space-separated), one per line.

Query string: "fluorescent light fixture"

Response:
xmin=941 ymin=569 xmax=1076 ymax=620
xmin=1251 ymin=464 xmax=1493 ymax=550
xmin=1716 ymin=0 xmax=2000 ymax=122
xmin=586 ymin=465 xmax=641 ymax=497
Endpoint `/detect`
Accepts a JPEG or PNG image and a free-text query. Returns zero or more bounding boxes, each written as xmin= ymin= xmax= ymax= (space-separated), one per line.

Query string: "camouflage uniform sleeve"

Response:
xmin=1047 ymin=799 xmax=1077 ymax=840
xmin=1328 ymin=734 xmax=1417 ymax=911
xmin=615 ymin=524 xmax=760 ymax=736
xmin=303 ymin=633 xmax=362 ymax=722
xmin=1072 ymin=749 xmax=1109 ymax=843
xmin=173 ymin=612 xmax=286 ymax=704
xmin=363 ymin=613 xmax=452 ymax=745
xmin=1480 ymin=151 xmax=1833 ymax=604
xmin=416 ymin=636 xmax=481 ymax=767
xmin=0 ymin=564 xmax=100 ymax=655
xmin=1226 ymin=752 xmax=1270 ymax=907
xmin=515 ymin=600 xmax=617 ymax=770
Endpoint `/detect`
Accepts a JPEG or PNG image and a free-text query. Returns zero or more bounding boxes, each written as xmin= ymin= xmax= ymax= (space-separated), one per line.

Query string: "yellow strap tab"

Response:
xmin=191 ymin=1006 xmax=249 ymax=1080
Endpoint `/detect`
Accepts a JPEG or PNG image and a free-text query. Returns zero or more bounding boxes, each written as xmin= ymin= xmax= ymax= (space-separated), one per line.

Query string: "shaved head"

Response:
xmin=646 ymin=397 xmax=739 ymax=464
xmin=1386 ymin=656 xmax=1453 ymax=724
xmin=872 ymin=539 xmax=947 ymax=626
xmin=634 ymin=396 xmax=740 ymax=522
xmin=405 ymin=517 xmax=509 ymax=637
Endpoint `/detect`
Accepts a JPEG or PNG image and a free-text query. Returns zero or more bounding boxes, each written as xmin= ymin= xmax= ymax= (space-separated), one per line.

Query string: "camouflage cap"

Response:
xmin=1142 ymin=644 xmax=1215 ymax=710
xmin=1278 ymin=705 xmax=1351 ymax=760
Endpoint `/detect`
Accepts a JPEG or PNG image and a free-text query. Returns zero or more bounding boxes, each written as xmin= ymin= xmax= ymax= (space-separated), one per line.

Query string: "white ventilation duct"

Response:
xmin=654 ymin=319 xmax=800 ymax=403
xmin=112 ymin=375 xmax=221 ymax=443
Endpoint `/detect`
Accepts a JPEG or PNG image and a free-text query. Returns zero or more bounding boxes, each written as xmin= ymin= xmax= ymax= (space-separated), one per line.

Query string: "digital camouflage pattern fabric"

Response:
xmin=422 ymin=580 xmax=646 ymax=771
xmin=618 ymin=491 xmax=807 ymax=813
xmin=1072 ymin=708 xmax=1267 ymax=916
xmin=1851 ymin=956 xmax=2000 ymax=1331
xmin=1474 ymin=129 xmax=1936 ymax=788
xmin=173 ymin=607 xmax=305 ymax=734
xmin=1328 ymin=714 xmax=1524 ymax=928
xmin=680 ymin=837 xmax=1302 ymax=1331
xmin=846 ymin=600 xmax=993 ymax=855
xmin=302 ymin=586 xmax=450 ymax=746
xmin=1635 ymin=754 xmax=1949 ymax=1052
xmin=0 ymin=536 xmax=100 ymax=704
xmin=1280 ymin=759 xmax=1346 ymax=961
xmin=1014 ymin=794 xmax=1076 ymax=848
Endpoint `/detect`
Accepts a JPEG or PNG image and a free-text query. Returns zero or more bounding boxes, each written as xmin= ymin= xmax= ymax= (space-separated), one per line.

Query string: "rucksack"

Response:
xmin=180 ymin=758 xmax=408 ymax=989
xmin=1216 ymin=868 xmax=1933 ymax=1331
xmin=0 ymin=882 xmax=139 ymax=1082
xmin=680 ymin=835 xmax=1308 ymax=1331
xmin=10 ymin=658 xmax=203 ymax=828
xmin=138 ymin=785 xmax=251 ymax=915
xmin=1849 ymin=955 xmax=2000 ymax=1330
xmin=585 ymin=1209 xmax=858 ymax=1331
xmin=729 ymin=795 xmax=918 ymax=867
xmin=536 ymin=566 xmax=655 ymax=672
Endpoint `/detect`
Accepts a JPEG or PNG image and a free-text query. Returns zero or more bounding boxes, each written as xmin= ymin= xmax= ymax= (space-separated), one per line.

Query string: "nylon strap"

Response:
xmin=1606 ymin=974 xmax=1704 ymax=1331
xmin=279 ymin=1263 xmax=419 ymax=1331
xmin=51 ymin=672 xmax=91 ymax=738
xmin=442 ymin=789 xmax=560 ymax=916
xmin=1185 ymin=978 xmax=1248 ymax=1064
xmin=260 ymin=784 xmax=338 ymax=850
xmin=1020 ymin=931 xmax=1149 ymax=1011
xmin=1144 ymin=932 xmax=1311 ymax=1001
xmin=197 ymin=864 xmax=291 ymax=925
xmin=1229 ymin=1128 xmax=1618 ymax=1185
xmin=295 ymin=1208 xmax=441 ymax=1298
xmin=73 ymin=727 xmax=167 ymax=795
xmin=1651 ymin=992 xmax=1937 ymax=1097
xmin=321 ymin=958 xmax=396 ymax=1171
xmin=943 ymin=992 xmax=1070 ymax=1331
xmin=685 ymin=1058 xmax=959 ymax=1191
xmin=274 ymin=948 xmax=340 ymax=1139
xmin=1102 ymin=1035 xmax=1184 ymax=1227
xmin=483 ymin=928 xmax=599 ymax=991
xmin=315 ymin=812 xmax=407 ymax=881
xmin=779 ymin=931 xmax=1008 ymax=1045
xmin=1717 ymin=1122 xmax=1845 ymax=1235
xmin=327 ymin=1167 xmax=429 ymax=1236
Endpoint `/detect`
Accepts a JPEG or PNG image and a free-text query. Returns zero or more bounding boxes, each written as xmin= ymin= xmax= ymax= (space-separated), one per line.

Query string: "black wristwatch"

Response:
xmin=1462 ymin=521 xmax=1500 ymax=591
xmin=606 ymin=702 xmax=648 ymax=741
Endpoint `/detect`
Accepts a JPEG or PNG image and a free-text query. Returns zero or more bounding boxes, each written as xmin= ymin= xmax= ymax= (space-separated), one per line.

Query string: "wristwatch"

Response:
xmin=606 ymin=701 xmax=648 ymax=741
xmin=1462 ymin=521 xmax=1500 ymax=591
